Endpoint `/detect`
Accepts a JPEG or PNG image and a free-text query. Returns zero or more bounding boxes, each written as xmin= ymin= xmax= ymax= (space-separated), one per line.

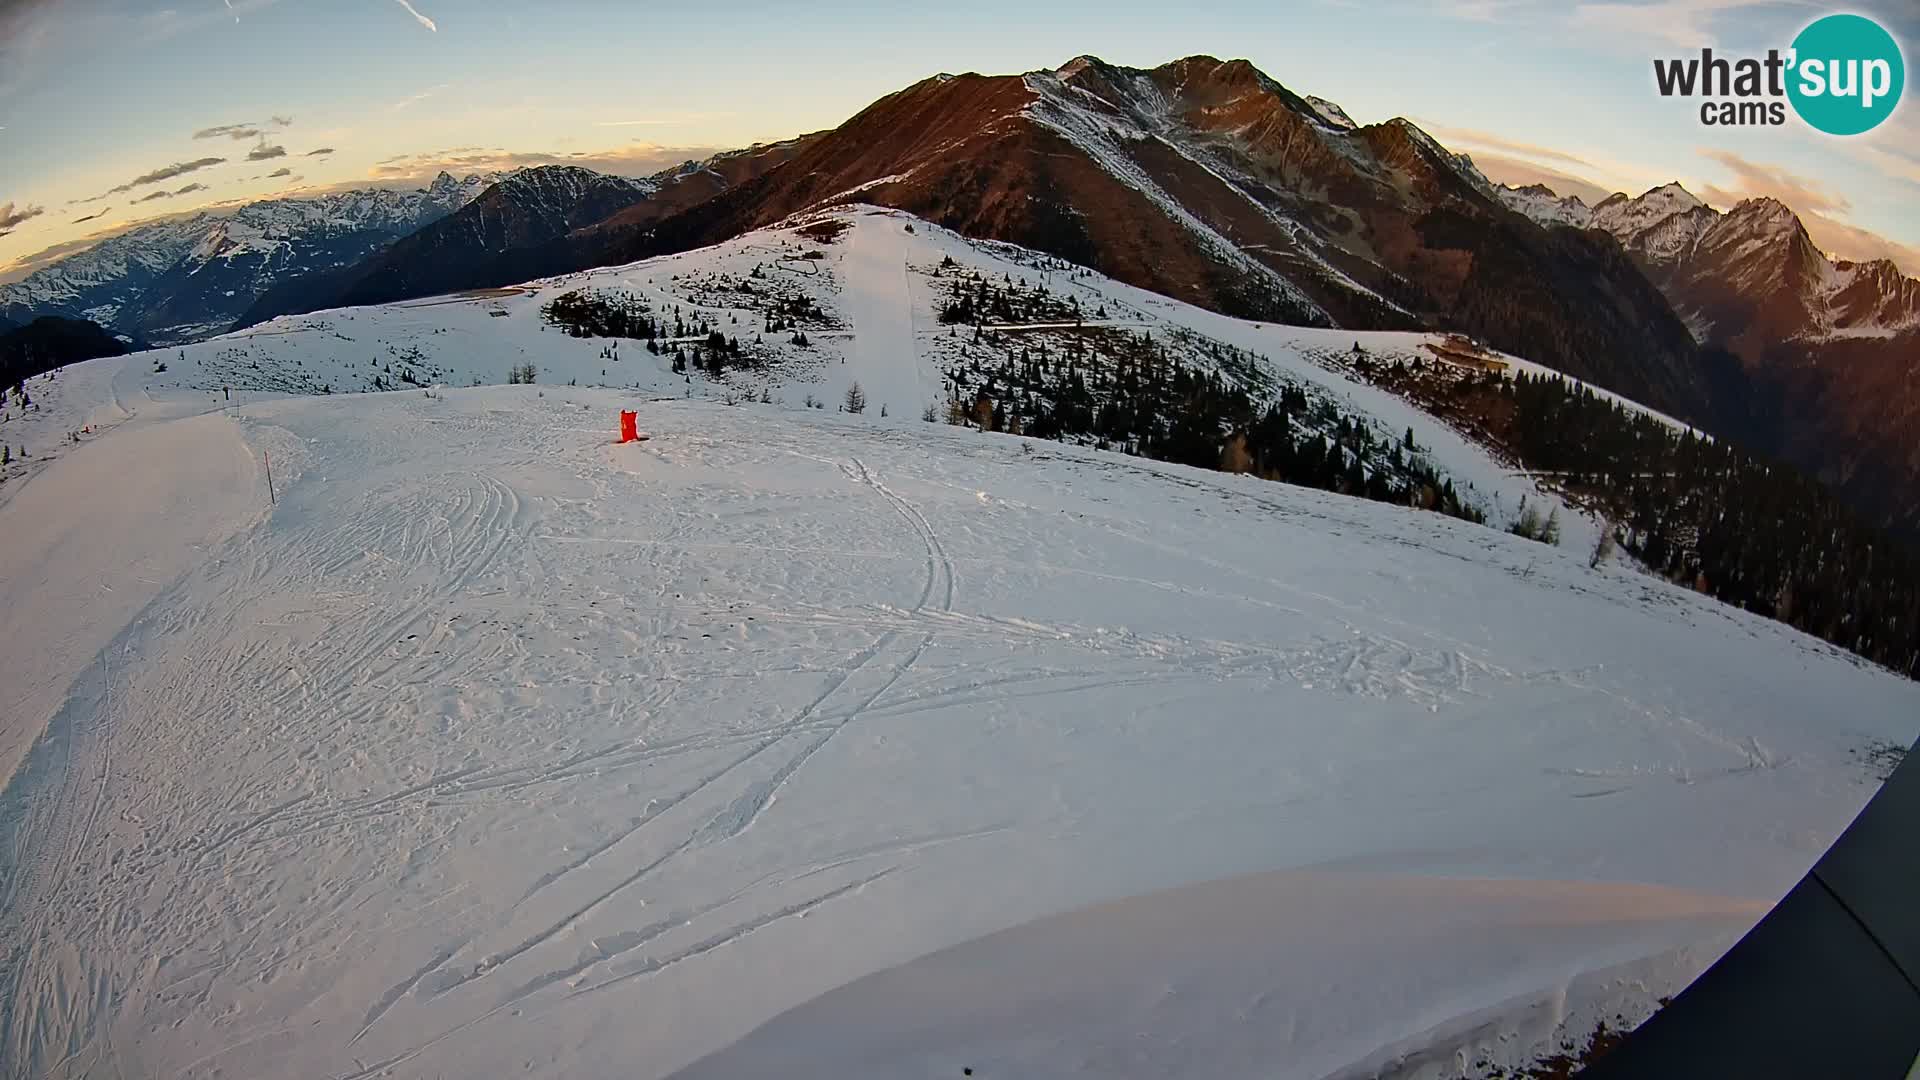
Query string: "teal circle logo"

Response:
xmin=1787 ymin=14 xmax=1904 ymax=135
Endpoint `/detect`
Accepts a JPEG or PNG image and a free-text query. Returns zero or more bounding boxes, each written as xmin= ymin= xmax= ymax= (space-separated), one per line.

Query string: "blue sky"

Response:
xmin=1 ymin=0 xmax=1916 ymax=278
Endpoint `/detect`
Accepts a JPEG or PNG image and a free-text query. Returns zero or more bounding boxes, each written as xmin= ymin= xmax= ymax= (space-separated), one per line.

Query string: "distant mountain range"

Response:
xmin=1499 ymin=181 xmax=1920 ymax=345
xmin=237 ymin=140 xmax=811 ymax=327
xmin=0 ymin=173 xmax=496 ymax=345
xmin=232 ymin=166 xmax=654 ymax=328
xmin=1499 ymin=179 xmax=1920 ymax=536
xmin=7 ymin=53 xmax=1917 ymax=536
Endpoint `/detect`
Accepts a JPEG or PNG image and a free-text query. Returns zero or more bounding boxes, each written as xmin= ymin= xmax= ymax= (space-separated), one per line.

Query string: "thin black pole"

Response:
xmin=264 ymin=450 xmax=276 ymax=505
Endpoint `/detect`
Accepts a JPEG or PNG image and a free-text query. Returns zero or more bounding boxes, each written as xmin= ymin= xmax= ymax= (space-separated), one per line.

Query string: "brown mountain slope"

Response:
xmin=572 ymin=55 xmax=1711 ymax=421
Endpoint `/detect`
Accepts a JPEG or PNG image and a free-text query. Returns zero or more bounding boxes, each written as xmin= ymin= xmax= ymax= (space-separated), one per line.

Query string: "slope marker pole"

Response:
xmin=264 ymin=450 xmax=276 ymax=505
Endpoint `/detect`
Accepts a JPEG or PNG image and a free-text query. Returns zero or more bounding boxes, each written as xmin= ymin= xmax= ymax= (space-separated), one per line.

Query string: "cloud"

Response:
xmin=1570 ymin=0 xmax=1920 ymax=50
xmin=128 ymin=182 xmax=211 ymax=206
xmin=1798 ymin=214 xmax=1920 ymax=275
xmin=1849 ymin=142 xmax=1920 ymax=190
xmin=0 ymin=233 xmax=111 ymax=284
xmin=71 ymin=210 xmax=107 ymax=224
xmin=0 ymin=208 xmax=218 ymax=284
xmin=305 ymin=147 xmax=336 ymax=157
xmin=268 ymin=167 xmax=293 ymax=178
xmin=0 ymin=1 xmax=59 ymax=98
xmin=110 ymin=156 xmax=226 ymax=193
xmin=195 ymin=123 xmax=263 ymax=140
xmin=1420 ymin=119 xmax=1674 ymax=197
xmin=1838 ymin=111 xmax=1920 ymax=191
xmin=1434 ymin=0 xmax=1529 ymax=20
xmin=1417 ymin=122 xmax=1597 ymax=171
xmin=196 ymin=119 xmax=289 ymax=141
xmin=1696 ymin=149 xmax=1849 ymax=214
xmin=593 ymin=113 xmax=737 ymax=127
xmin=1697 ymin=148 xmax=1919 ymax=274
xmin=389 ymin=83 xmax=450 ymax=111
xmin=392 ymin=0 xmax=437 ymax=32
xmin=1571 ymin=0 xmax=1799 ymax=48
xmin=1469 ymin=153 xmax=1617 ymax=206
xmin=247 ymin=140 xmax=288 ymax=161
xmin=365 ymin=143 xmax=726 ymax=183
xmin=0 ymin=201 xmax=45 ymax=237
xmin=2 ymin=0 xmax=285 ymax=98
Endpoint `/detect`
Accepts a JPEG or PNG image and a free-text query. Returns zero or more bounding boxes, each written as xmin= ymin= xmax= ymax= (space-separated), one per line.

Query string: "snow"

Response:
xmin=1303 ymin=94 xmax=1358 ymax=132
xmin=0 ymin=409 xmax=261 ymax=795
xmin=1590 ymin=184 xmax=1716 ymax=267
xmin=835 ymin=213 xmax=937 ymax=417
xmin=3 ymin=209 xmax=1917 ymax=1079
xmin=1497 ymin=184 xmax=1594 ymax=229
xmin=680 ymin=869 xmax=1761 ymax=1079
xmin=823 ymin=172 xmax=914 ymax=203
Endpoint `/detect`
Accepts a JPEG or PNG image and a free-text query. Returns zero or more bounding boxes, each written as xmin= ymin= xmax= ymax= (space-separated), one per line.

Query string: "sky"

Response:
xmin=1 ymin=0 xmax=1917 ymax=282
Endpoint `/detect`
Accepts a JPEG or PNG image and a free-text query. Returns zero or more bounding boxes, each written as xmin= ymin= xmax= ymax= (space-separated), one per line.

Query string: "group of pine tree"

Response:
xmin=542 ymin=287 xmax=825 ymax=379
xmin=1450 ymin=368 xmax=1917 ymax=678
xmin=927 ymin=265 xmax=1484 ymax=523
xmin=937 ymin=324 xmax=1486 ymax=526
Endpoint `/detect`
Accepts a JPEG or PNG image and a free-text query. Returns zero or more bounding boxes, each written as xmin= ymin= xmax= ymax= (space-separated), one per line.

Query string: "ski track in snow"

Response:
xmin=0 ymin=210 xmax=1915 ymax=1079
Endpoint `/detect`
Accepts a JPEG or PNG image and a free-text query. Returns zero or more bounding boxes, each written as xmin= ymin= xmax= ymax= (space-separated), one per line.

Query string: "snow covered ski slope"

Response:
xmin=1 ymin=206 xmax=1917 ymax=1078
xmin=1 ymin=381 xmax=1915 ymax=1079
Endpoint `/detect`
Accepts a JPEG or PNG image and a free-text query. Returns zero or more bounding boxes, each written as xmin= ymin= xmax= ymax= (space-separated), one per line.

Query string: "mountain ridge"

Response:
xmin=236 ymin=141 xmax=816 ymax=328
xmin=543 ymin=54 xmax=1709 ymax=424
xmin=0 ymin=173 xmax=496 ymax=344
xmin=1501 ymin=177 xmax=1920 ymax=535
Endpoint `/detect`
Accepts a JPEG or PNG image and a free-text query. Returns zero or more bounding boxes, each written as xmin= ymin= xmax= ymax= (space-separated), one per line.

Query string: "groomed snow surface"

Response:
xmin=2 ymin=210 xmax=1917 ymax=1080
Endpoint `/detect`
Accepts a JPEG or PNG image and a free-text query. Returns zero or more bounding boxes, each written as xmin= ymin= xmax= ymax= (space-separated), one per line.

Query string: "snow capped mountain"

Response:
xmin=481 ymin=164 xmax=656 ymax=220
xmin=1496 ymin=183 xmax=1593 ymax=228
xmin=240 ymin=144 xmax=816 ymax=328
xmin=1593 ymin=181 xmax=1706 ymax=234
xmin=1589 ymin=182 xmax=1719 ymax=272
xmin=1671 ymin=197 xmax=1825 ymax=326
xmin=323 ymin=166 xmax=657 ymax=310
xmin=1559 ymin=180 xmax=1920 ymax=537
xmin=0 ymin=173 xmax=494 ymax=344
xmin=1592 ymin=187 xmax=1920 ymax=344
xmin=1302 ymin=94 xmax=1357 ymax=131
xmin=1824 ymin=256 xmax=1920 ymax=337
xmin=1511 ymin=180 xmax=1919 ymax=346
